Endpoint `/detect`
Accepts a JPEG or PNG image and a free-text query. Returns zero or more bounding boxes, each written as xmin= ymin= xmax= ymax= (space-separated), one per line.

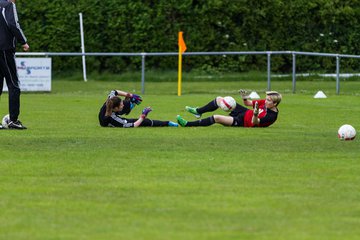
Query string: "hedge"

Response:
xmin=15 ymin=0 xmax=360 ymax=74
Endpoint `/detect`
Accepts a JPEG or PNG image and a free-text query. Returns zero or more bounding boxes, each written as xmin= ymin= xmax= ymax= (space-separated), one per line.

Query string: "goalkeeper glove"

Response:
xmin=108 ymin=90 xmax=118 ymax=98
xmin=141 ymin=107 xmax=152 ymax=118
xmin=239 ymin=89 xmax=250 ymax=100
xmin=253 ymin=101 xmax=259 ymax=117
xmin=131 ymin=94 xmax=142 ymax=105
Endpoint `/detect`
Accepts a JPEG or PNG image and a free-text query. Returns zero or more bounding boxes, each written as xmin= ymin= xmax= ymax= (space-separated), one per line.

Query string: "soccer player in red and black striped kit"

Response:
xmin=177 ymin=90 xmax=282 ymax=128
xmin=99 ymin=89 xmax=178 ymax=128
xmin=0 ymin=0 xmax=29 ymax=129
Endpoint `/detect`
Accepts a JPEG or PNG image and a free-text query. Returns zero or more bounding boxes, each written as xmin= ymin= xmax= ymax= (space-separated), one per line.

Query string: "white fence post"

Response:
xmin=141 ymin=53 xmax=146 ymax=94
xmin=336 ymin=55 xmax=340 ymax=94
xmin=79 ymin=13 xmax=87 ymax=82
xmin=292 ymin=52 xmax=296 ymax=93
xmin=267 ymin=52 xmax=271 ymax=91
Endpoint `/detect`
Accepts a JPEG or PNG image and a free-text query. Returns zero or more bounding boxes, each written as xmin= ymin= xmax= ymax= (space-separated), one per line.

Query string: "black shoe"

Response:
xmin=8 ymin=120 xmax=27 ymax=130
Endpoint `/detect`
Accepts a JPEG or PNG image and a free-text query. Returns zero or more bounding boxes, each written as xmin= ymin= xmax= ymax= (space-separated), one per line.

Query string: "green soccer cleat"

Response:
xmin=185 ymin=106 xmax=201 ymax=118
xmin=176 ymin=115 xmax=188 ymax=127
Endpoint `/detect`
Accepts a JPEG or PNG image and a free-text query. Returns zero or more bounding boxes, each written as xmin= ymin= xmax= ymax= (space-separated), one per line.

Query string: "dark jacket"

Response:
xmin=0 ymin=1 xmax=27 ymax=50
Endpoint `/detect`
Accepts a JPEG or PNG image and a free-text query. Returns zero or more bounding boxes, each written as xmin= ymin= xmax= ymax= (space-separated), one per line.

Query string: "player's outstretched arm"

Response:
xmin=133 ymin=107 xmax=152 ymax=127
xmin=251 ymin=101 xmax=260 ymax=125
xmin=239 ymin=89 xmax=253 ymax=106
xmin=114 ymin=90 xmax=142 ymax=105
xmin=114 ymin=90 xmax=131 ymax=97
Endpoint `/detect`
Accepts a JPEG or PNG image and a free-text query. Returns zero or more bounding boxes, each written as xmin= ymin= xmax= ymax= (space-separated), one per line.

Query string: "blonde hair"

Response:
xmin=266 ymin=91 xmax=282 ymax=106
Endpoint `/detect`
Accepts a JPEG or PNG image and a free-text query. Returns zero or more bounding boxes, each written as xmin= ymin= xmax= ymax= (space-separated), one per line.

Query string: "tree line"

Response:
xmin=16 ymin=0 xmax=360 ymax=74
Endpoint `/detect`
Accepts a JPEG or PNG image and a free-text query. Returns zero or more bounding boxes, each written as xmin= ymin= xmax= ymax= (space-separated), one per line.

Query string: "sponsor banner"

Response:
xmin=2 ymin=58 xmax=52 ymax=92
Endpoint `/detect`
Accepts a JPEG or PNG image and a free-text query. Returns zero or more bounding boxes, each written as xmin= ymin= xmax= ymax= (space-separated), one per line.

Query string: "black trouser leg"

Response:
xmin=0 ymin=75 xmax=4 ymax=96
xmin=0 ymin=50 xmax=21 ymax=122
xmin=8 ymin=88 xmax=20 ymax=122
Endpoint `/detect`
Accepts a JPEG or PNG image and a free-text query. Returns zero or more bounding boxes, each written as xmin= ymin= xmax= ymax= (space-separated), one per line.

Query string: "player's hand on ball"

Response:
xmin=253 ymin=102 xmax=259 ymax=117
xmin=141 ymin=107 xmax=152 ymax=118
xmin=108 ymin=90 xmax=117 ymax=98
xmin=239 ymin=89 xmax=249 ymax=99
xmin=131 ymin=94 xmax=142 ymax=105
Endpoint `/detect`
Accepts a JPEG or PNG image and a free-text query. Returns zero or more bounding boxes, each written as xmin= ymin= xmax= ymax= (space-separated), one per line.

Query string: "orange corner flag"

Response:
xmin=178 ymin=31 xmax=187 ymax=53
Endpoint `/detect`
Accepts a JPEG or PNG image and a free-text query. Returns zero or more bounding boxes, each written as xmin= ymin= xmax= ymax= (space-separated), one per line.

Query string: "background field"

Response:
xmin=0 ymin=79 xmax=359 ymax=240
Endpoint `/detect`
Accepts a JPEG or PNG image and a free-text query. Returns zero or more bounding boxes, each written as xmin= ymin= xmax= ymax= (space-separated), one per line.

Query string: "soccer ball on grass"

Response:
xmin=337 ymin=124 xmax=356 ymax=141
xmin=2 ymin=114 xmax=10 ymax=129
xmin=219 ymin=96 xmax=236 ymax=112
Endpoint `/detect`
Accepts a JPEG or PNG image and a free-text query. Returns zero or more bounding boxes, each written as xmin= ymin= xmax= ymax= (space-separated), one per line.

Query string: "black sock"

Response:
xmin=152 ymin=120 xmax=168 ymax=127
xmin=196 ymin=98 xmax=218 ymax=114
xmin=186 ymin=116 xmax=215 ymax=127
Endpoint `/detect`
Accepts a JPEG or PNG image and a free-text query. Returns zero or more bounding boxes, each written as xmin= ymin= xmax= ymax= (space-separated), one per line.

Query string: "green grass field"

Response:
xmin=0 ymin=80 xmax=359 ymax=240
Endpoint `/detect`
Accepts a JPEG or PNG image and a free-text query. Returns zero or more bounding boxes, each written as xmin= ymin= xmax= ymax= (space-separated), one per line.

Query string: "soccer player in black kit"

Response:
xmin=98 ymin=89 xmax=178 ymax=128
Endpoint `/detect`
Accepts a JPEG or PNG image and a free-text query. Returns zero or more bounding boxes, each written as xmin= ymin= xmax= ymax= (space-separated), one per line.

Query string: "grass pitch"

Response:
xmin=0 ymin=80 xmax=359 ymax=240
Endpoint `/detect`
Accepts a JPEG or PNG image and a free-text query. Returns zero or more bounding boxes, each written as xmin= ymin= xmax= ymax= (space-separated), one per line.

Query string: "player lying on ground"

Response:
xmin=98 ymin=90 xmax=178 ymax=128
xmin=177 ymin=90 xmax=282 ymax=128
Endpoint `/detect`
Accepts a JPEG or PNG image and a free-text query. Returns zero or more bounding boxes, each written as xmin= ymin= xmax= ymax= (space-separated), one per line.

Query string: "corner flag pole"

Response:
xmin=178 ymin=32 xmax=187 ymax=96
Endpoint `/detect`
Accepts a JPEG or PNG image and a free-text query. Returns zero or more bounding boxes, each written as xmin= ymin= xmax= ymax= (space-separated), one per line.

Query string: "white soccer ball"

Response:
xmin=2 ymin=114 xmax=10 ymax=129
xmin=338 ymin=124 xmax=356 ymax=141
xmin=219 ymin=96 xmax=236 ymax=112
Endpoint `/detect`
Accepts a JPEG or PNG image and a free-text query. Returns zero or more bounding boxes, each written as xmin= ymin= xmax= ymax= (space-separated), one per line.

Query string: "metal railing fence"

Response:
xmin=16 ymin=51 xmax=360 ymax=94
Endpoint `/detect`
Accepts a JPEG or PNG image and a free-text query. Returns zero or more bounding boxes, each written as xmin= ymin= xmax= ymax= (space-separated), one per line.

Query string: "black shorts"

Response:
xmin=229 ymin=104 xmax=249 ymax=127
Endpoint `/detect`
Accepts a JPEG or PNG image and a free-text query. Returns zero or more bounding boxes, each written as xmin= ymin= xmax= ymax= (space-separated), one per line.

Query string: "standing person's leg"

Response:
xmin=2 ymin=50 xmax=25 ymax=129
xmin=0 ymin=72 xmax=3 ymax=129
xmin=0 ymin=51 xmax=7 ymax=98
xmin=0 ymin=73 xmax=4 ymax=96
xmin=3 ymin=51 xmax=20 ymax=122
xmin=0 ymin=52 xmax=6 ymax=129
